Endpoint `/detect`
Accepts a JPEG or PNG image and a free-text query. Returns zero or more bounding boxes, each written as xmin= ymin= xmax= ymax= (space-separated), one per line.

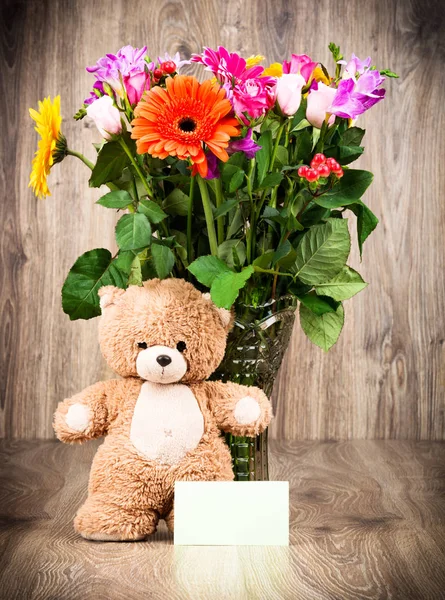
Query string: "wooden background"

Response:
xmin=1 ymin=0 xmax=444 ymax=441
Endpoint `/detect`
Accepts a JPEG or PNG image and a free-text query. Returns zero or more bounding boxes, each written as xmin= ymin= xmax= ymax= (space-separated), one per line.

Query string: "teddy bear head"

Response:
xmin=97 ymin=278 xmax=233 ymax=383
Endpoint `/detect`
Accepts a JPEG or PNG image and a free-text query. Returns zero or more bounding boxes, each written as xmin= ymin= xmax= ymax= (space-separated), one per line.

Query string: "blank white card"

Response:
xmin=174 ymin=481 xmax=289 ymax=546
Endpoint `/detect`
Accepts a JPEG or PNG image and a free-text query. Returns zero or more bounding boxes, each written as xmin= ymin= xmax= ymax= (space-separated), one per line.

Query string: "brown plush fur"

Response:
xmin=54 ymin=279 xmax=272 ymax=541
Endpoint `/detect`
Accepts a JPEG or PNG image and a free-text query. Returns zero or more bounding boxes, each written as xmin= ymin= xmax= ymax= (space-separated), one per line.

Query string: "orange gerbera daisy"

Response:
xmin=131 ymin=75 xmax=240 ymax=177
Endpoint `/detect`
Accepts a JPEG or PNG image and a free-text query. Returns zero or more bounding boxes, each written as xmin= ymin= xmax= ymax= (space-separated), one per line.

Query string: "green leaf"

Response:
xmin=349 ymin=201 xmax=379 ymax=256
xmin=290 ymin=118 xmax=311 ymax=133
xmin=341 ymin=127 xmax=365 ymax=147
xmin=61 ymin=248 xmax=127 ymax=321
xmin=137 ymin=199 xmax=167 ymax=223
xmin=380 ymin=69 xmax=399 ymax=78
xmin=210 ymin=266 xmax=254 ymax=309
xmin=256 ymin=172 xmax=284 ymax=190
xmin=312 ymin=127 xmax=321 ymax=150
xmin=222 ymin=164 xmax=245 ymax=193
xmin=315 ymin=265 xmax=368 ymax=300
xmin=294 ymin=129 xmax=312 ymax=163
xmin=188 ymin=255 xmax=230 ymax=288
xmin=328 ymin=145 xmax=364 ymax=165
xmin=300 ymin=303 xmax=344 ymax=351
xmin=315 ymin=170 xmax=374 ymax=208
xmin=274 ymin=146 xmax=289 ymax=168
xmin=114 ymin=250 xmax=137 ymax=275
xmin=272 ymin=240 xmax=292 ymax=266
xmin=253 ymin=250 xmax=274 ymax=269
xmin=89 ymin=136 xmax=135 ymax=187
xmin=255 ymin=130 xmax=272 ymax=187
xmin=151 ymin=244 xmax=175 ymax=279
xmin=96 ymin=190 xmax=133 ymax=209
xmin=128 ymin=255 xmax=142 ymax=286
xmin=115 ymin=213 xmax=151 ymax=251
xmin=217 ymin=239 xmax=246 ymax=268
xmin=297 ymin=292 xmax=340 ymax=315
xmin=293 ymin=218 xmax=351 ymax=284
xmin=213 ymin=198 xmax=240 ymax=219
xmin=163 ymin=188 xmax=190 ymax=216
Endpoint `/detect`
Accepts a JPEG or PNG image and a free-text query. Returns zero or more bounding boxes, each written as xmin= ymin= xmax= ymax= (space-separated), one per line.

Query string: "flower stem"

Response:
xmin=197 ymin=175 xmax=218 ymax=256
xmin=66 ymin=149 xmax=94 ymax=170
xmin=253 ymin=266 xmax=294 ymax=278
xmin=214 ymin=177 xmax=225 ymax=245
xmin=118 ymin=137 xmax=153 ymax=199
xmin=187 ymin=176 xmax=195 ymax=264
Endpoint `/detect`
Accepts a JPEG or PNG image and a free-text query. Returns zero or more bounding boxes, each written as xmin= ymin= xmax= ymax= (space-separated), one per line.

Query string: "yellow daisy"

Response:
xmin=29 ymin=96 xmax=64 ymax=198
xmin=246 ymin=54 xmax=265 ymax=68
xmin=263 ymin=62 xmax=283 ymax=77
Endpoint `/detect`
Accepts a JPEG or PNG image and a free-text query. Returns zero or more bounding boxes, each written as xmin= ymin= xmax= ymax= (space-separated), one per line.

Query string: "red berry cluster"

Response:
xmin=153 ymin=61 xmax=177 ymax=82
xmin=298 ymin=154 xmax=344 ymax=183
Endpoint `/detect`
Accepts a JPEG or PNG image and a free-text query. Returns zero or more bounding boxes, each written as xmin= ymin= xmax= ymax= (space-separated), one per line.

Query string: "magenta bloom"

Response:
xmin=191 ymin=46 xmax=264 ymax=84
xmin=86 ymin=45 xmax=149 ymax=104
xmin=282 ymin=54 xmax=317 ymax=82
xmin=205 ymin=151 xmax=220 ymax=180
xmin=329 ymin=70 xmax=386 ymax=119
xmin=84 ymin=81 xmax=104 ymax=105
xmin=228 ymin=129 xmax=261 ymax=159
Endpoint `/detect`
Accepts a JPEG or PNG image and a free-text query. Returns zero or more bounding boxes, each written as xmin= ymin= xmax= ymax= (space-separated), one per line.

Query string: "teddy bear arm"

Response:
xmin=53 ymin=379 xmax=119 ymax=443
xmin=202 ymin=381 xmax=273 ymax=437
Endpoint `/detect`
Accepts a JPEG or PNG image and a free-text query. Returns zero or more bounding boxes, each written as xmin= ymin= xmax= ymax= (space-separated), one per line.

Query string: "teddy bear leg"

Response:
xmin=164 ymin=506 xmax=174 ymax=533
xmin=74 ymin=494 xmax=159 ymax=541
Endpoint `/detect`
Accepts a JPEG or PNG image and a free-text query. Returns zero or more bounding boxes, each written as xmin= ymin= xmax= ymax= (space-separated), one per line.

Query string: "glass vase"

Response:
xmin=213 ymin=295 xmax=297 ymax=481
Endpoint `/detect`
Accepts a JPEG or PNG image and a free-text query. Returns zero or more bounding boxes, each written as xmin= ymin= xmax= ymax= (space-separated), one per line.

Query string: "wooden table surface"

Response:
xmin=1 ymin=440 xmax=444 ymax=599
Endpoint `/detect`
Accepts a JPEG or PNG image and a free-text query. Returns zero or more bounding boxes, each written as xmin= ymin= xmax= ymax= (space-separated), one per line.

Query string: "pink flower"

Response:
xmin=191 ymin=46 xmax=264 ymax=84
xmin=86 ymin=95 xmax=122 ymax=139
xmin=276 ymin=73 xmax=305 ymax=116
xmin=283 ymin=54 xmax=317 ymax=82
xmin=123 ymin=72 xmax=150 ymax=105
xmin=306 ymin=82 xmax=337 ymax=128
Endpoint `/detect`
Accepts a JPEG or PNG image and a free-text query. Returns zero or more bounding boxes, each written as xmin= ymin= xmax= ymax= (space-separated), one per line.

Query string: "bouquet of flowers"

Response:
xmin=29 ymin=43 xmax=396 ymax=351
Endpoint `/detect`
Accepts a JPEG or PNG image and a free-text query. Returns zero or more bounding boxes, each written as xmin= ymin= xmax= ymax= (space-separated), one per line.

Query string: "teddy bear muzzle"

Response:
xmin=136 ymin=344 xmax=188 ymax=384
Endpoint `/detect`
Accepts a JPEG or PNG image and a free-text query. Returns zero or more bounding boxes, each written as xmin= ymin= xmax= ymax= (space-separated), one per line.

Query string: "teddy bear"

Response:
xmin=54 ymin=278 xmax=272 ymax=541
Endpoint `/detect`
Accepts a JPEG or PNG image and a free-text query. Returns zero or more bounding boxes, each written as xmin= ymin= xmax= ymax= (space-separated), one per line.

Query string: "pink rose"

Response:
xmin=86 ymin=95 xmax=122 ymax=140
xmin=276 ymin=73 xmax=305 ymax=116
xmin=306 ymin=82 xmax=337 ymax=129
xmin=124 ymin=71 xmax=150 ymax=105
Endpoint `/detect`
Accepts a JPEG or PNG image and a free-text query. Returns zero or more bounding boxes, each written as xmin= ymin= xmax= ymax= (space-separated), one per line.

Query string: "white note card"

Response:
xmin=174 ymin=481 xmax=289 ymax=546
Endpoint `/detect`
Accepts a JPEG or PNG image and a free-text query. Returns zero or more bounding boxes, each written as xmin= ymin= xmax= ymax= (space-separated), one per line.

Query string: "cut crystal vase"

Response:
xmin=213 ymin=295 xmax=297 ymax=481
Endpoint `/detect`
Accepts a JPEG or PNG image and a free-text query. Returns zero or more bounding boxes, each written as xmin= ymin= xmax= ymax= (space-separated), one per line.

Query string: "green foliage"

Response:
xmin=163 ymin=188 xmax=190 ymax=216
xmin=300 ymin=302 xmax=344 ymax=351
xmin=151 ymin=244 xmax=175 ymax=279
xmin=217 ymin=239 xmax=246 ymax=268
xmin=297 ymin=292 xmax=340 ymax=315
xmin=254 ymin=130 xmax=272 ymax=188
xmin=137 ymin=199 xmax=167 ymax=223
xmin=89 ymin=134 xmax=135 ymax=187
xmin=187 ymin=255 xmax=230 ymax=287
xmin=115 ymin=213 xmax=151 ymax=251
xmin=210 ymin=266 xmax=255 ymax=309
xmin=314 ymin=170 xmax=373 ymax=208
xmin=315 ymin=266 xmax=367 ymax=300
xmin=221 ymin=164 xmax=245 ymax=193
xmin=349 ymin=201 xmax=379 ymax=256
xmin=62 ymin=249 xmax=127 ymax=321
xmin=293 ymin=219 xmax=351 ymax=284
xmin=96 ymin=190 xmax=133 ymax=209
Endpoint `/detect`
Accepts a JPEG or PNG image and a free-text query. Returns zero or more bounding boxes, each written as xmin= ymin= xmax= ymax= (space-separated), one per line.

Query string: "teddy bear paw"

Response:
xmin=234 ymin=396 xmax=261 ymax=425
xmin=66 ymin=403 xmax=91 ymax=432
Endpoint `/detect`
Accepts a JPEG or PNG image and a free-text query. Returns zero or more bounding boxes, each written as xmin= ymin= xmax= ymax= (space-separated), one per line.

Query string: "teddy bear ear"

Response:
xmin=98 ymin=286 xmax=125 ymax=311
xmin=202 ymin=293 xmax=233 ymax=330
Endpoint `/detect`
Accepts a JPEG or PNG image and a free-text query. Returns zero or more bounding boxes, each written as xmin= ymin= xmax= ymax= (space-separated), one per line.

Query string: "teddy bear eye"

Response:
xmin=176 ymin=341 xmax=187 ymax=352
xmin=137 ymin=342 xmax=148 ymax=349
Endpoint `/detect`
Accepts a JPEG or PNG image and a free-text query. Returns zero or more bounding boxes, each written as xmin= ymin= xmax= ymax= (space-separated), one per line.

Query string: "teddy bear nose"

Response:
xmin=156 ymin=355 xmax=172 ymax=367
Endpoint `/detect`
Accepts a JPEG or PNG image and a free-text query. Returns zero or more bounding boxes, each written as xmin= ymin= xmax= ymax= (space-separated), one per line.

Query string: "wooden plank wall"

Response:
xmin=1 ymin=0 xmax=444 ymax=440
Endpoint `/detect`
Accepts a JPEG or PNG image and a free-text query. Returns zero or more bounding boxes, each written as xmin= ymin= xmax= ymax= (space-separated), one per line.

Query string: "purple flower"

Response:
xmin=228 ymin=129 xmax=261 ymax=159
xmin=205 ymin=151 xmax=220 ymax=179
xmin=338 ymin=53 xmax=372 ymax=78
xmin=86 ymin=45 xmax=148 ymax=102
xmin=84 ymin=81 xmax=104 ymax=105
xmin=282 ymin=54 xmax=317 ymax=82
xmin=329 ymin=70 xmax=386 ymax=119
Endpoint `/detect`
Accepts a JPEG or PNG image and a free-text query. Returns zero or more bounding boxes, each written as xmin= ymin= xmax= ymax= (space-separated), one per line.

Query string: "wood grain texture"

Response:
xmin=1 ymin=439 xmax=444 ymax=599
xmin=1 ymin=0 xmax=444 ymax=439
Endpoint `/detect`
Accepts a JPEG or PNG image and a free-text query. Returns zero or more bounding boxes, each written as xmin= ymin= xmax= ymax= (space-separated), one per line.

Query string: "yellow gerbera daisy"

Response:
xmin=263 ymin=62 xmax=283 ymax=77
xmin=246 ymin=54 xmax=265 ymax=68
xmin=29 ymin=95 xmax=64 ymax=198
